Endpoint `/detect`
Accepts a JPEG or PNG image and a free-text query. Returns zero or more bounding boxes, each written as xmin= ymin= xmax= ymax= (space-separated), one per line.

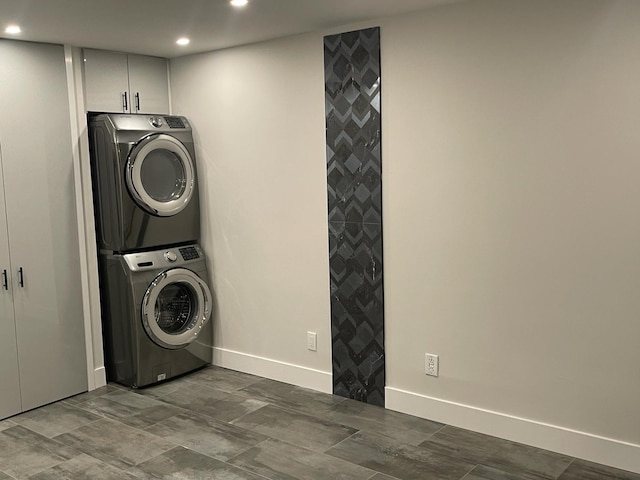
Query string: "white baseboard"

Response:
xmin=92 ymin=366 xmax=107 ymax=389
xmin=212 ymin=347 xmax=332 ymax=394
xmin=386 ymin=387 xmax=640 ymax=474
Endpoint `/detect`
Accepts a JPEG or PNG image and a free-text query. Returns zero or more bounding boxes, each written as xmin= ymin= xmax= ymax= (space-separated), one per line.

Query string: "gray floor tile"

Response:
xmin=73 ymin=389 xmax=184 ymax=428
xmin=558 ymin=458 xmax=640 ymax=480
xmin=201 ymin=393 xmax=270 ymax=423
xmin=325 ymin=430 xmax=475 ymax=480
xmin=228 ymin=437 xmax=375 ymax=480
xmin=12 ymin=402 xmax=101 ymax=438
xmin=63 ymin=385 xmax=123 ymax=405
xmin=313 ymin=398 xmax=443 ymax=446
xmin=464 ymin=465 xmax=532 ymax=480
xmin=421 ymin=426 xmax=573 ymax=480
xmin=54 ymin=418 xmax=176 ymax=470
xmin=10 ymin=367 xmax=635 ymax=480
xmin=0 ymin=419 xmax=17 ymax=432
xmin=145 ymin=410 xmax=269 ymax=461
xmin=232 ymin=404 xmax=357 ymax=453
xmin=137 ymin=446 xmax=266 ymax=479
xmin=0 ymin=425 xmax=79 ymax=479
xmin=239 ymin=379 xmax=346 ymax=416
xmin=185 ymin=366 xmax=264 ymax=392
xmin=156 ymin=381 xmax=251 ymax=420
xmin=28 ymin=453 xmax=141 ymax=480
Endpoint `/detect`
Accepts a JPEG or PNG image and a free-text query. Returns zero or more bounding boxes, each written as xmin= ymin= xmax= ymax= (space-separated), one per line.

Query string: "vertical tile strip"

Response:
xmin=324 ymin=27 xmax=384 ymax=406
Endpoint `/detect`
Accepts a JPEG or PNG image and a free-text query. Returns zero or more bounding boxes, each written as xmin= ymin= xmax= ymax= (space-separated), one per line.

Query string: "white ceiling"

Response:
xmin=0 ymin=0 xmax=458 ymax=58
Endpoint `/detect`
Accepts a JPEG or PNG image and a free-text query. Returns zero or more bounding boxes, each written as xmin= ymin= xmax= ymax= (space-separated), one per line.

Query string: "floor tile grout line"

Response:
xmin=555 ymin=457 xmax=576 ymax=480
xmin=225 ymin=434 xmax=387 ymax=480
xmin=458 ymin=463 xmax=480 ymax=480
xmin=322 ymin=429 xmax=361 ymax=453
xmin=425 ymin=421 xmax=448 ymax=440
xmin=222 ymin=438 xmax=275 ymax=480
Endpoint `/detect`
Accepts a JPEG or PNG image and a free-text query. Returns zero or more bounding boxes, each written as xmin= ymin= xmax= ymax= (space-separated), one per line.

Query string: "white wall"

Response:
xmin=381 ymin=0 xmax=640 ymax=470
xmin=170 ymin=34 xmax=332 ymax=390
xmin=170 ymin=0 xmax=640 ymax=472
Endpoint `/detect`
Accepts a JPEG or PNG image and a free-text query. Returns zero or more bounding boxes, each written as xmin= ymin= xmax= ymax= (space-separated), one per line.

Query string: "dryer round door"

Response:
xmin=126 ymin=134 xmax=195 ymax=217
xmin=141 ymin=268 xmax=212 ymax=349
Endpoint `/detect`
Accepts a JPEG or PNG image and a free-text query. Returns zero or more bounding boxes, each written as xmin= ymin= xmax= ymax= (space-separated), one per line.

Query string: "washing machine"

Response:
xmin=89 ymin=113 xmax=200 ymax=253
xmin=100 ymin=243 xmax=213 ymax=388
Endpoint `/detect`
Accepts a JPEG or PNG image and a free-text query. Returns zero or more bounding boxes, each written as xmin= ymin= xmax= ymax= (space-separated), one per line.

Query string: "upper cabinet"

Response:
xmin=83 ymin=49 xmax=170 ymax=114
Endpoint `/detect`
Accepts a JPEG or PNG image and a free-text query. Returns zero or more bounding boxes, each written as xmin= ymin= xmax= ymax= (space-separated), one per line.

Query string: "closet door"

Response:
xmin=0 ymin=40 xmax=87 ymax=410
xmin=0 ymin=144 xmax=20 ymax=419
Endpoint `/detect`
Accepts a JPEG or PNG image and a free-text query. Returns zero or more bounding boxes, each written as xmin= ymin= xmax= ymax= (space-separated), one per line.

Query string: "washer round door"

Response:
xmin=141 ymin=268 xmax=212 ymax=349
xmin=126 ymin=134 xmax=195 ymax=217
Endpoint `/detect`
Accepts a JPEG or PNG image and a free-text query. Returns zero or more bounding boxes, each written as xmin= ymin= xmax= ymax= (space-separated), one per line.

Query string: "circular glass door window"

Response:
xmin=155 ymin=283 xmax=196 ymax=335
xmin=142 ymin=268 xmax=212 ymax=349
xmin=126 ymin=134 xmax=195 ymax=217
xmin=140 ymin=149 xmax=187 ymax=203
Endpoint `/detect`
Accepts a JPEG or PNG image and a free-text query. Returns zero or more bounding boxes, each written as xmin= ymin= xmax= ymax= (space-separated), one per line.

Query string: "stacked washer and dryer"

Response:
xmin=89 ymin=114 xmax=213 ymax=388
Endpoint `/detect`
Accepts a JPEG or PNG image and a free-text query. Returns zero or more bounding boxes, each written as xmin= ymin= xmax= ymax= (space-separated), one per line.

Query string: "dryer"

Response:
xmin=100 ymin=243 xmax=213 ymax=387
xmin=89 ymin=113 xmax=200 ymax=252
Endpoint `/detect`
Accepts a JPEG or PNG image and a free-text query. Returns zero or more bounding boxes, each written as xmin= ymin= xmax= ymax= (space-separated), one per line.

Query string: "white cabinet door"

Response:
xmin=83 ymin=49 xmax=169 ymax=114
xmin=128 ymin=54 xmax=170 ymax=114
xmin=0 ymin=40 xmax=87 ymax=411
xmin=83 ymin=49 xmax=130 ymax=113
xmin=0 ymin=143 xmax=20 ymax=420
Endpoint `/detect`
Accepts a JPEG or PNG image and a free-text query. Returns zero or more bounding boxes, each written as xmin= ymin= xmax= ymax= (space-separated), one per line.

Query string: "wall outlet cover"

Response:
xmin=307 ymin=331 xmax=317 ymax=351
xmin=425 ymin=353 xmax=439 ymax=377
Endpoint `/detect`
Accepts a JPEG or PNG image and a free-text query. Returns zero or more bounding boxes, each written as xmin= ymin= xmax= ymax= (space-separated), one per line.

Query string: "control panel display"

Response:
xmin=179 ymin=246 xmax=199 ymax=261
xmin=164 ymin=116 xmax=186 ymax=129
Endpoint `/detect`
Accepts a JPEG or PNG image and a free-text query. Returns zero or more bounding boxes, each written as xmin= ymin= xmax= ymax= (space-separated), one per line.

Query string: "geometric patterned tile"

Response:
xmin=325 ymin=26 xmax=385 ymax=407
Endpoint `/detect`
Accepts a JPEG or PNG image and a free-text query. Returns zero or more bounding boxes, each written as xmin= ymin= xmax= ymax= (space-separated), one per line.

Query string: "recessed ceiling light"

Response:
xmin=176 ymin=37 xmax=190 ymax=46
xmin=230 ymin=0 xmax=248 ymax=7
xmin=5 ymin=25 xmax=21 ymax=35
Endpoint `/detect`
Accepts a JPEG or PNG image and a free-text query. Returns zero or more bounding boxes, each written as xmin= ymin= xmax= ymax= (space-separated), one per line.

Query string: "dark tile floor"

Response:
xmin=1 ymin=366 xmax=638 ymax=480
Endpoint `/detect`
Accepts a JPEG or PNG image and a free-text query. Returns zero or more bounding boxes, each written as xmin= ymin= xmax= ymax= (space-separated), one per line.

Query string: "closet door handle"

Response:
xmin=135 ymin=92 xmax=140 ymax=112
xmin=122 ymin=91 xmax=128 ymax=111
xmin=18 ymin=267 xmax=23 ymax=288
xmin=1 ymin=270 xmax=6 ymax=290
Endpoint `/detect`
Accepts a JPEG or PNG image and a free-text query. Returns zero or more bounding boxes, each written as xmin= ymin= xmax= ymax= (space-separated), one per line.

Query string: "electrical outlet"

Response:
xmin=425 ymin=353 xmax=439 ymax=377
xmin=307 ymin=331 xmax=317 ymax=351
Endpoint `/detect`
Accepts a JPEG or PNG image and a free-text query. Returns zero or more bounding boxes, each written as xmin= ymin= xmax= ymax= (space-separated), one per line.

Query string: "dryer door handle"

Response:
xmin=17 ymin=267 xmax=24 ymax=288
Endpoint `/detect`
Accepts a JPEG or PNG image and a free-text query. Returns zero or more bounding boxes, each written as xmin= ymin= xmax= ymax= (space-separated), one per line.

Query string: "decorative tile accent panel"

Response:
xmin=324 ymin=27 xmax=384 ymax=406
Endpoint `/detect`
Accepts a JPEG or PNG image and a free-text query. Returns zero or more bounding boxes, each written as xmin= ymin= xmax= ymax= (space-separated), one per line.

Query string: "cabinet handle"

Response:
xmin=1 ymin=270 xmax=6 ymax=290
xmin=135 ymin=92 xmax=140 ymax=112
xmin=18 ymin=267 xmax=23 ymax=288
xmin=122 ymin=91 xmax=128 ymax=111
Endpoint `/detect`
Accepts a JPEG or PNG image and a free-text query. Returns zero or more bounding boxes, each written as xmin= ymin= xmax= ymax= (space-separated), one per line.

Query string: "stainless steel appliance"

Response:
xmin=89 ymin=113 xmax=200 ymax=252
xmin=100 ymin=243 xmax=213 ymax=387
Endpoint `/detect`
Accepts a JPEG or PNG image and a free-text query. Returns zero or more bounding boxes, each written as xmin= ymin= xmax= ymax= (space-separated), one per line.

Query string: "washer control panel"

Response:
xmin=122 ymin=244 xmax=204 ymax=271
